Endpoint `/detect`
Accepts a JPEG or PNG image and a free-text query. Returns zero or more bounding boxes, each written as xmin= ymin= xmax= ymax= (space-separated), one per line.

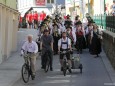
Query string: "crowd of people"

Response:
xmin=37 ymin=14 xmax=102 ymax=56
xmin=38 ymin=15 xmax=102 ymax=72
xmin=21 ymin=14 xmax=102 ymax=79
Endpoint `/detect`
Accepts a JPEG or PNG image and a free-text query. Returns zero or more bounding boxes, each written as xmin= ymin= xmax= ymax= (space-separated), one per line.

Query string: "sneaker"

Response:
xmin=32 ymin=74 xmax=35 ymax=80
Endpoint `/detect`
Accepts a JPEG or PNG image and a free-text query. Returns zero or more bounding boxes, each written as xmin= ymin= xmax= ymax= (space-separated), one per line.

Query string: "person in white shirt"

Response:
xmin=110 ymin=1 xmax=115 ymax=15
xmin=21 ymin=34 xmax=38 ymax=79
xmin=58 ymin=31 xmax=72 ymax=72
xmin=66 ymin=26 xmax=76 ymax=46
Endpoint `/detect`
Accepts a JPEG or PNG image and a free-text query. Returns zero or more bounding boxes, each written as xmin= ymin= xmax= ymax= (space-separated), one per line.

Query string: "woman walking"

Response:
xmin=89 ymin=23 xmax=102 ymax=57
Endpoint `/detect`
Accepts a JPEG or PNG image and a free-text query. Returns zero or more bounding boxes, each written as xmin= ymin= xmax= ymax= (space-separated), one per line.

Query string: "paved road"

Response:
xmin=12 ymin=34 xmax=113 ymax=86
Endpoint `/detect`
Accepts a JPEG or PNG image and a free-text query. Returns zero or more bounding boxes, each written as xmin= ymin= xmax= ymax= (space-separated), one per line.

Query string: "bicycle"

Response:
xmin=21 ymin=52 xmax=35 ymax=83
xmin=60 ymin=50 xmax=71 ymax=76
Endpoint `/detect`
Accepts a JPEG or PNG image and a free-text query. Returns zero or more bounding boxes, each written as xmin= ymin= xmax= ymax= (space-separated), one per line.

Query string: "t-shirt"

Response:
xmin=40 ymin=13 xmax=46 ymax=21
xmin=33 ymin=13 xmax=38 ymax=20
xmin=26 ymin=14 xmax=33 ymax=22
xmin=19 ymin=16 xmax=22 ymax=23
xmin=41 ymin=35 xmax=53 ymax=50
xmin=43 ymin=13 xmax=46 ymax=20
xmin=40 ymin=13 xmax=43 ymax=21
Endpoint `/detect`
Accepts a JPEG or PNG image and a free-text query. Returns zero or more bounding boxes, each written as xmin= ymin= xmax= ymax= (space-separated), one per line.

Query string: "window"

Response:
xmin=47 ymin=0 xmax=50 ymax=3
xmin=47 ymin=0 xmax=54 ymax=4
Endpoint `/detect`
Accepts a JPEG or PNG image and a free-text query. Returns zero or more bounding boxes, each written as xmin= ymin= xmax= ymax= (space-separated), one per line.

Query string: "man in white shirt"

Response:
xmin=58 ymin=31 xmax=72 ymax=72
xmin=21 ymin=34 xmax=38 ymax=79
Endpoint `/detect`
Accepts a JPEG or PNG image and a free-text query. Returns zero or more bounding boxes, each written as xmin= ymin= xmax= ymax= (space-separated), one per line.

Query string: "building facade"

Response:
xmin=0 ymin=2 xmax=19 ymax=64
xmin=65 ymin=0 xmax=112 ymax=18
xmin=0 ymin=0 xmax=17 ymax=9
xmin=65 ymin=0 xmax=80 ymax=20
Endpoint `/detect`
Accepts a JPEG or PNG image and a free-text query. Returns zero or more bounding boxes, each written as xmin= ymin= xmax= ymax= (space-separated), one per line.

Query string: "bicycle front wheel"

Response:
xmin=21 ymin=64 xmax=30 ymax=83
xmin=63 ymin=61 xmax=67 ymax=76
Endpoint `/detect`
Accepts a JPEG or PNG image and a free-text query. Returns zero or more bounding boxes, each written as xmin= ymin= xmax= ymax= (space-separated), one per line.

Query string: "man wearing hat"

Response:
xmin=40 ymin=29 xmax=54 ymax=71
xmin=74 ymin=15 xmax=80 ymax=26
xmin=64 ymin=16 xmax=73 ymax=28
xmin=52 ymin=24 xmax=61 ymax=55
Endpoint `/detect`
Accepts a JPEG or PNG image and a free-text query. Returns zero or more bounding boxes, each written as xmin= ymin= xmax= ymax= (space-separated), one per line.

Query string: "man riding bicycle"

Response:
xmin=21 ymin=35 xmax=38 ymax=79
xmin=58 ymin=31 xmax=72 ymax=72
xmin=40 ymin=29 xmax=54 ymax=71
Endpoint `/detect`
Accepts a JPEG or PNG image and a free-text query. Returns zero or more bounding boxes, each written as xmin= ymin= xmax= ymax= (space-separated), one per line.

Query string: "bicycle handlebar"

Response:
xmin=59 ymin=50 xmax=71 ymax=54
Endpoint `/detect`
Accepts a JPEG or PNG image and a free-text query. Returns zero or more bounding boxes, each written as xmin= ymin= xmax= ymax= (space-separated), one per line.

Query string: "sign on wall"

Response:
xmin=36 ymin=0 xmax=46 ymax=6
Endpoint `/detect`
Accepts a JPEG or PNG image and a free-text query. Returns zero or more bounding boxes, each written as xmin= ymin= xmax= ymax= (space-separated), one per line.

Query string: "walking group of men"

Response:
xmin=21 ymin=14 xmax=102 ymax=79
xmin=19 ymin=11 xmax=46 ymax=29
xmin=26 ymin=11 xmax=46 ymax=29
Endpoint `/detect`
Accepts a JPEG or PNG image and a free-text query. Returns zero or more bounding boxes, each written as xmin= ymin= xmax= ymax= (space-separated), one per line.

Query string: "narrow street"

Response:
xmin=0 ymin=29 xmax=114 ymax=86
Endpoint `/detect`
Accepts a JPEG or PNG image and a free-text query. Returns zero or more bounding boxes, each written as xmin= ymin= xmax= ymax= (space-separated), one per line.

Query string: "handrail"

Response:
xmin=93 ymin=14 xmax=115 ymax=33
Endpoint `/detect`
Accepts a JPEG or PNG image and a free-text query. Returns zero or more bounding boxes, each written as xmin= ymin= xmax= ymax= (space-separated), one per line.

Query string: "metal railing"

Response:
xmin=93 ymin=14 xmax=115 ymax=33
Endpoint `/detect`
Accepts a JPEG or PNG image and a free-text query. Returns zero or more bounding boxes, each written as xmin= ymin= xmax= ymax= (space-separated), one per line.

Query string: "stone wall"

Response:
xmin=103 ymin=30 xmax=115 ymax=69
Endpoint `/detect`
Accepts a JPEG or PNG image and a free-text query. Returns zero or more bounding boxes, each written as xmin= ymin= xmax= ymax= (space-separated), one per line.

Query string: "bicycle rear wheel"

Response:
xmin=45 ymin=59 xmax=50 ymax=73
xmin=21 ymin=64 xmax=30 ymax=83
